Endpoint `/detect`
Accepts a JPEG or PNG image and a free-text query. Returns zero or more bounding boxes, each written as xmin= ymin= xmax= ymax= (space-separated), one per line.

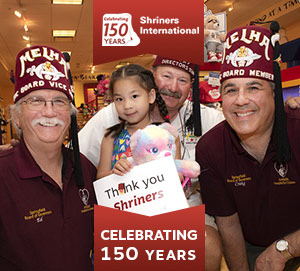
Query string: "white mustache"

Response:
xmin=160 ymin=88 xmax=182 ymax=98
xmin=32 ymin=117 xmax=64 ymax=127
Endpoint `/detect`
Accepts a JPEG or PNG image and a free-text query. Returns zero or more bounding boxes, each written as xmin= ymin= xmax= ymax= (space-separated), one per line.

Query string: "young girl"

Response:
xmin=97 ymin=64 xmax=180 ymax=178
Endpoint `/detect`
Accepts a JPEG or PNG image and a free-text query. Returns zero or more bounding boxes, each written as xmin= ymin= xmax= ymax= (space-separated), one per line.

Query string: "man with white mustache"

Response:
xmin=196 ymin=23 xmax=300 ymax=271
xmin=0 ymin=45 xmax=96 ymax=271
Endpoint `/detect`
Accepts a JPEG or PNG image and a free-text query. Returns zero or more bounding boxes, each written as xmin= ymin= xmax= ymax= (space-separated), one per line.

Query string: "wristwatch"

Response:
xmin=275 ymin=239 xmax=293 ymax=260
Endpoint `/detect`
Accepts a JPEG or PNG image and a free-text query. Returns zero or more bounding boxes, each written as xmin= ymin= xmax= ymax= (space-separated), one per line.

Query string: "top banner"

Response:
xmin=93 ymin=0 xmax=204 ymax=65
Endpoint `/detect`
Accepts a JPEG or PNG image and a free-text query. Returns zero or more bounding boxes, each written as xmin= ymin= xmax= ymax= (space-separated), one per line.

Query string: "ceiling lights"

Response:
xmin=14 ymin=9 xmax=31 ymax=47
xmin=53 ymin=30 xmax=76 ymax=37
xmin=14 ymin=10 xmax=22 ymax=18
xmin=115 ymin=62 xmax=130 ymax=69
xmin=52 ymin=0 xmax=83 ymax=4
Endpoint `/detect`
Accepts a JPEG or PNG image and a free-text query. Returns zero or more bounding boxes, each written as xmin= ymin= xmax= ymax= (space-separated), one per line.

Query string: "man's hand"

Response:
xmin=254 ymin=242 xmax=286 ymax=271
xmin=113 ymin=158 xmax=133 ymax=176
xmin=285 ymin=96 xmax=300 ymax=109
xmin=0 ymin=139 xmax=19 ymax=151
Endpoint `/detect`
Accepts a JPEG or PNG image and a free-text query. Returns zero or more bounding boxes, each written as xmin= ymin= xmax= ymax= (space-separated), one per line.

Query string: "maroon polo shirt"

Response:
xmin=0 ymin=138 xmax=97 ymax=271
xmin=196 ymin=108 xmax=300 ymax=247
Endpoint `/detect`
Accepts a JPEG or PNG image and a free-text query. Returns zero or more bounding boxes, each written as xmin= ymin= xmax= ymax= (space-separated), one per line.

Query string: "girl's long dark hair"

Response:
xmin=105 ymin=64 xmax=169 ymax=138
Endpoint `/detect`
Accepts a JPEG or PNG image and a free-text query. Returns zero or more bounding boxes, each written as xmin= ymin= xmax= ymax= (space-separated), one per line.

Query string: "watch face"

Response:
xmin=276 ymin=239 xmax=288 ymax=251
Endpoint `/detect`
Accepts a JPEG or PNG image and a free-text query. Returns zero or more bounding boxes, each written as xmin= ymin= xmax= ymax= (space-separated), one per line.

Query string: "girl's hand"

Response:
xmin=113 ymin=158 xmax=133 ymax=176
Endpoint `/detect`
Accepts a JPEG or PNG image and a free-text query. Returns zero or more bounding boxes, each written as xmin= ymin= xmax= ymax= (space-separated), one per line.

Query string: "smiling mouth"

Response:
xmin=39 ymin=123 xmax=59 ymax=127
xmin=125 ymin=112 xmax=137 ymax=117
xmin=235 ymin=111 xmax=255 ymax=117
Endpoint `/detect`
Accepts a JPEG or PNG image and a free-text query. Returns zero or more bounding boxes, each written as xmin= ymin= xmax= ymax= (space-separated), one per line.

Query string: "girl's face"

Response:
xmin=113 ymin=77 xmax=155 ymax=127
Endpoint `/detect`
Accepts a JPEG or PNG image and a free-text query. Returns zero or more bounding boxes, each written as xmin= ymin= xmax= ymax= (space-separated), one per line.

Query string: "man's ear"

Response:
xmin=12 ymin=107 xmax=21 ymax=129
xmin=148 ymin=88 xmax=156 ymax=104
xmin=191 ymin=77 xmax=195 ymax=85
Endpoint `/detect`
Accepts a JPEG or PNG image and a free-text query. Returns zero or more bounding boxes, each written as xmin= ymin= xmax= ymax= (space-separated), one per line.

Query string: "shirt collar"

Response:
xmin=226 ymin=121 xmax=276 ymax=159
xmin=14 ymin=137 xmax=42 ymax=179
xmin=14 ymin=137 xmax=74 ymax=180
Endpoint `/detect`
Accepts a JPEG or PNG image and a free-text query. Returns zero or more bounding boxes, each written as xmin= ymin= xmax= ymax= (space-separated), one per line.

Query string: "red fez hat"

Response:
xmin=14 ymin=45 xmax=73 ymax=103
xmin=221 ymin=22 xmax=291 ymax=164
xmin=220 ymin=25 xmax=274 ymax=83
xmin=152 ymin=56 xmax=195 ymax=77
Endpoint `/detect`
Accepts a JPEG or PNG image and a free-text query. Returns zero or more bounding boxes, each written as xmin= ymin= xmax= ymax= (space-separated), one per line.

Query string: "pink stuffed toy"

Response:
xmin=130 ymin=123 xmax=200 ymax=179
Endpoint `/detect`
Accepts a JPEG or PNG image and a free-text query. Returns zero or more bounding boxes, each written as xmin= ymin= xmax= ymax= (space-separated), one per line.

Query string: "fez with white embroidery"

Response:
xmin=221 ymin=23 xmax=290 ymax=163
xmin=220 ymin=25 xmax=274 ymax=83
xmin=14 ymin=45 xmax=73 ymax=103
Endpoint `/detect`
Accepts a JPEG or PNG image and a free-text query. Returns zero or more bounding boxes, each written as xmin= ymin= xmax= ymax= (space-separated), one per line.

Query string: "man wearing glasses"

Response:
xmin=0 ymin=46 xmax=96 ymax=270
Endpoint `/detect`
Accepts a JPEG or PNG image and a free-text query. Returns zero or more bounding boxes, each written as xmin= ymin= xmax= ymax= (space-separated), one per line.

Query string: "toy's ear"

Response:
xmin=130 ymin=129 xmax=143 ymax=152
xmin=159 ymin=123 xmax=178 ymax=139
xmin=204 ymin=15 xmax=210 ymax=25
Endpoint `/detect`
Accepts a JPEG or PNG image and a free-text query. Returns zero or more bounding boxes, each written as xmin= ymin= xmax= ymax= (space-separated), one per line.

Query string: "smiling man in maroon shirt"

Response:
xmin=196 ymin=23 xmax=300 ymax=271
xmin=0 ymin=46 xmax=96 ymax=271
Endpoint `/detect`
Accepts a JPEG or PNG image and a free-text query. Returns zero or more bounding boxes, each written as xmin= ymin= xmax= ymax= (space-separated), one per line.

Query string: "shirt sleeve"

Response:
xmin=200 ymin=105 xmax=225 ymax=135
xmin=196 ymin=134 xmax=237 ymax=217
xmin=78 ymin=103 xmax=119 ymax=167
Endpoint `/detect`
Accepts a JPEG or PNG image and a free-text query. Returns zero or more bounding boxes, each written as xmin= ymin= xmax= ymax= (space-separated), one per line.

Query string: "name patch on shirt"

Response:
xmin=24 ymin=207 xmax=52 ymax=222
xmin=273 ymin=178 xmax=296 ymax=185
xmin=227 ymin=174 xmax=252 ymax=187
xmin=81 ymin=204 xmax=94 ymax=214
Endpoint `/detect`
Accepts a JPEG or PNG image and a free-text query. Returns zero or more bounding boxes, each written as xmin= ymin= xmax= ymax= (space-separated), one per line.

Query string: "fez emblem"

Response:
xmin=274 ymin=162 xmax=288 ymax=178
xmin=79 ymin=188 xmax=90 ymax=206
xmin=226 ymin=46 xmax=261 ymax=67
xmin=26 ymin=61 xmax=66 ymax=81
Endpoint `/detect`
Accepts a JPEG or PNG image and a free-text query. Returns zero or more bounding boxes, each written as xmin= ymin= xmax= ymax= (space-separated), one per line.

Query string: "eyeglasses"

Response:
xmin=21 ymin=96 xmax=71 ymax=111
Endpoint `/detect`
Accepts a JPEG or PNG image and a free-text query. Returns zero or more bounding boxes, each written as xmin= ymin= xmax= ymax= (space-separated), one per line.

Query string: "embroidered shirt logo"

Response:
xmin=227 ymin=173 xmax=252 ymax=187
xmin=274 ymin=162 xmax=288 ymax=178
xmin=225 ymin=46 xmax=261 ymax=67
xmin=26 ymin=61 xmax=66 ymax=81
xmin=24 ymin=208 xmax=52 ymax=223
xmin=79 ymin=188 xmax=90 ymax=206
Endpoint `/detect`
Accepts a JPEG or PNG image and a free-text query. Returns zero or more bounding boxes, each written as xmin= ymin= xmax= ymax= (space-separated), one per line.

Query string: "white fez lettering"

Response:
xmin=49 ymin=81 xmax=67 ymax=90
xmin=160 ymin=59 xmax=194 ymax=76
xmin=31 ymin=48 xmax=42 ymax=58
xmin=259 ymin=35 xmax=270 ymax=61
xmin=225 ymin=29 xmax=270 ymax=61
xmin=225 ymin=31 xmax=239 ymax=49
xmin=249 ymin=70 xmax=274 ymax=80
xmin=19 ymin=51 xmax=35 ymax=78
xmin=240 ymin=29 xmax=252 ymax=44
xmin=249 ymin=30 xmax=261 ymax=42
xmin=221 ymin=69 xmax=245 ymax=79
xmin=19 ymin=47 xmax=68 ymax=79
xmin=20 ymin=80 xmax=45 ymax=94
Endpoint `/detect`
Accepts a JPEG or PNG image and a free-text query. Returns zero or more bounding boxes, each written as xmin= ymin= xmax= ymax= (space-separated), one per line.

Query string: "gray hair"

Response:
xmin=10 ymin=99 xmax=77 ymax=137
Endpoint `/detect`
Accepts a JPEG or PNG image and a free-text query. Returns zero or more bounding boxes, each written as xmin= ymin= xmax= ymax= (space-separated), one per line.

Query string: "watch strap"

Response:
xmin=281 ymin=247 xmax=293 ymax=261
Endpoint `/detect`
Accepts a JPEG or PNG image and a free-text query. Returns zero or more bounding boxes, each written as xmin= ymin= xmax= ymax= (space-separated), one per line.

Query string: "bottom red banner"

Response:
xmin=94 ymin=205 xmax=205 ymax=271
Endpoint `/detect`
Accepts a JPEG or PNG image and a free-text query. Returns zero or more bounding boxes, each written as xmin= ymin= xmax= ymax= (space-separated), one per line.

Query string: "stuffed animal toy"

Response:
xmin=130 ymin=123 xmax=200 ymax=179
xmin=95 ymin=74 xmax=112 ymax=105
xmin=204 ymin=14 xmax=226 ymax=62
